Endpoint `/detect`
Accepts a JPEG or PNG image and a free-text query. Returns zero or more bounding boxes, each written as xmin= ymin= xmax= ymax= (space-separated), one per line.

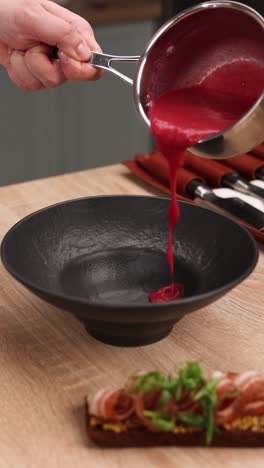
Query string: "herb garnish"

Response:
xmin=143 ymin=411 xmax=176 ymax=431
xmin=193 ymin=377 xmax=219 ymax=445
xmin=129 ymin=361 xmax=219 ymax=445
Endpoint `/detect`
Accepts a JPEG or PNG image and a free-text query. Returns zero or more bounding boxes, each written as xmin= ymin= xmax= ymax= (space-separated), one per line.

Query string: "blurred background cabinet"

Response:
xmin=0 ymin=18 xmax=155 ymax=186
xmin=161 ymin=0 xmax=264 ymax=19
xmin=2 ymin=0 xmax=261 ymax=186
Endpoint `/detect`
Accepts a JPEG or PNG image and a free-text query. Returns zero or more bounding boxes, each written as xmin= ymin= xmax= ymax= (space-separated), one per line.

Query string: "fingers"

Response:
xmin=7 ymin=50 xmax=44 ymax=91
xmin=43 ymin=1 xmax=101 ymax=52
xmin=44 ymin=2 xmax=102 ymax=82
xmin=22 ymin=2 xmax=101 ymax=62
xmin=6 ymin=44 xmax=100 ymax=90
xmin=2 ymin=0 xmax=104 ymax=89
xmin=7 ymin=46 xmax=67 ymax=91
xmin=58 ymin=52 xmax=102 ymax=81
xmin=25 ymin=45 xmax=66 ymax=88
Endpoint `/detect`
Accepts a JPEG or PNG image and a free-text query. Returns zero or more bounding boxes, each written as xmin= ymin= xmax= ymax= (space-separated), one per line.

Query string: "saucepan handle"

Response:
xmin=90 ymin=52 xmax=140 ymax=85
xmin=51 ymin=48 xmax=139 ymax=86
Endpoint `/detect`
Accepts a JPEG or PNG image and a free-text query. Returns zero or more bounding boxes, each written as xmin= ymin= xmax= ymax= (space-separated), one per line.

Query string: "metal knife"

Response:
xmin=178 ymin=169 xmax=264 ymax=230
xmin=176 ymin=168 xmax=264 ymax=230
xmin=135 ymin=152 xmax=264 ymax=229
xmin=184 ymin=152 xmax=264 ymax=199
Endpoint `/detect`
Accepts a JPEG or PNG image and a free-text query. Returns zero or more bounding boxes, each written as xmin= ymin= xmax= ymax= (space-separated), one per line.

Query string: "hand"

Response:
xmin=0 ymin=0 xmax=102 ymax=91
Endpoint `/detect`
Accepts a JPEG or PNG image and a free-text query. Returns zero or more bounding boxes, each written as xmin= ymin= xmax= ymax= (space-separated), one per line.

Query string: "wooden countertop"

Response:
xmin=0 ymin=164 xmax=263 ymax=467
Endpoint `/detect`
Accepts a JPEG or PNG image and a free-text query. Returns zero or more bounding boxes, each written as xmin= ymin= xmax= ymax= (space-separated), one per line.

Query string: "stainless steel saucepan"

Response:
xmin=70 ymin=1 xmax=264 ymax=159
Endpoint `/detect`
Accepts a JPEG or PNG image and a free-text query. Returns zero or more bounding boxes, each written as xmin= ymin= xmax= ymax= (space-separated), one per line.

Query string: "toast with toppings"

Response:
xmin=85 ymin=362 xmax=264 ymax=447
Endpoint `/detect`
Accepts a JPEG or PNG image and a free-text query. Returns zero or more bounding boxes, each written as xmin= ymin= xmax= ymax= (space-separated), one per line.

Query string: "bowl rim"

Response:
xmin=0 ymin=195 xmax=259 ymax=310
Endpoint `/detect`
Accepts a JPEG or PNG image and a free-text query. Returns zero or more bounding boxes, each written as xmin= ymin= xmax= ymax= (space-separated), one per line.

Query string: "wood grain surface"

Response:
xmin=0 ymin=164 xmax=263 ymax=468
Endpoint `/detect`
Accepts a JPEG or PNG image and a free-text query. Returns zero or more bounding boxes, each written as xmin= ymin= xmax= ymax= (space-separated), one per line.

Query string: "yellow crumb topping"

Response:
xmin=173 ymin=426 xmax=201 ymax=434
xmin=90 ymin=415 xmax=264 ymax=434
xmin=223 ymin=415 xmax=264 ymax=433
xmin=90 ymin=417 xmax=128 ymax=433
xmin=90 ymin=417 xmax=199 ymax=433
xmin=90 ymin=417 xmax=102 ymax=428
xmin=103 ymin=422 xmax=127 ymax=433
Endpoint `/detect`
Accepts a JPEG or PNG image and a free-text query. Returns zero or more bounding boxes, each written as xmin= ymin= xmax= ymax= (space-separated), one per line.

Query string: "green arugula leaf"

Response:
xmin=173 ymin=361 xmax=206 ymax=399
xmin=158 ymin=389 xmax=172 ymax=406
xmin=127 ymin=362 xmax=219 ymax=445
xmin=174 ymin=381 xmax=182 ymax=400
xmin=143 ymin=410 xmax=175 ymax=432
xmin=194 ymin=377 xmax=218 ymax=402
xmin=193 ymin=377 xmax=219 ymax=445
xmin=206 ymin=406 xmax=215 ymax=446
xmin=154 ymin=418 xmax=175 ymax=431
xmin=130 ymin=371 xmax=165 ymax=393
xmin=143 ymin=410 xmax=171 ymax=419
xmin=178 ymin=413 xmax=206 ymax=427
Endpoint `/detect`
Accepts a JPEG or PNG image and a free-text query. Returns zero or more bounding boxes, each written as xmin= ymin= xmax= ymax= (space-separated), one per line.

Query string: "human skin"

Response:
xmin=0 ymin=0 xmax=102 ymax=91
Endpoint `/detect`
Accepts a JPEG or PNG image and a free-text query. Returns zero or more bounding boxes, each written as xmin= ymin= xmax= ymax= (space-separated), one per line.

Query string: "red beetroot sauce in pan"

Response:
xmin=147 ymin=36 xmax=263 ymax=303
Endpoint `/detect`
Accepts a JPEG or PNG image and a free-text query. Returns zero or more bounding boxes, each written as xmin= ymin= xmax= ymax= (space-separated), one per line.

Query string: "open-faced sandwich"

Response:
xmin=86 ymin=361 xmax=264 ymax=447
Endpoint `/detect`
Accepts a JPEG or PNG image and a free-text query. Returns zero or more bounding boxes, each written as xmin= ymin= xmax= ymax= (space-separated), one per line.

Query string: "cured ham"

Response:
xmin=87 ymin=362 xmax=264 ymax=447
xmin=215 ymin=371 xmax=264 ymax=424
xmin=89 ymin=388 xmax=135 ymax=421
xmin=90 ymin=369 xmax=264 ymax=425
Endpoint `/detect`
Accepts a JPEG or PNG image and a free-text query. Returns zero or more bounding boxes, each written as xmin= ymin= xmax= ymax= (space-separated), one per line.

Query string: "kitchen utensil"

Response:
xmin=136 ymin=154 xmax=264 ymax=229
xmin=178 ymin=169 xmax=264 ymax=229
xmin=0 ymin=196 xmax=258 ymax=347
xmin=124 ymin=157 xmax=264 ymax=243
xmin=225 ymin=153 xmax=264 ymax=181
xmin=184 ymin=153 xmax=264 ymax=199
xmin=54 ymin=1 xmax=264 ymax=159
xmin=251 ymin=180 xmax=264 ymax=190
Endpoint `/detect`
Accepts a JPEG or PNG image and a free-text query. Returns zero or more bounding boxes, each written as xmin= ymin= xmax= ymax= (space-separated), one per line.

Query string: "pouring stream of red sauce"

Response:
xmin=135 ymin=6 xmax=264 ymax=303
xmin=148 ymin=87 xmax=256 ymax=303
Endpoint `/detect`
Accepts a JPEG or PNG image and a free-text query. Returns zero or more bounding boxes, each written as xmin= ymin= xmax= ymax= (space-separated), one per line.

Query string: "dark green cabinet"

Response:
xmin=0 ymin=21 xmax=153 ymax=186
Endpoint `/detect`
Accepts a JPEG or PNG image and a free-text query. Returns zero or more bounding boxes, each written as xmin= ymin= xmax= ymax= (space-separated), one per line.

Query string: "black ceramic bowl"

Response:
xmin=1 ymin=196 xmax=258 ymax=347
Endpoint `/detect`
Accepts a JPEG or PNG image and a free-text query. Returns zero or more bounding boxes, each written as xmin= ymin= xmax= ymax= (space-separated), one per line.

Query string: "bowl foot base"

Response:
xmin=84 ymin=322 xmax=174 ymax=347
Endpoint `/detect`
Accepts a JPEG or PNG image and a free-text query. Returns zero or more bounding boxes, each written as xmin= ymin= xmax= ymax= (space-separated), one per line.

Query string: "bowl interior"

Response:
xmin=1 ymin=196 xmax=258 ymax=308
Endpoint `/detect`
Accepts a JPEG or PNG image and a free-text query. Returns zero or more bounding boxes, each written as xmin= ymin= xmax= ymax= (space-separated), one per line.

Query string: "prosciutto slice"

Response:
xmin=89 ymin=369 xmax=264 ymax=428
xmin=90 ymin=388 xmax=135 ymax=421
xmin=215 ymin=371 xmax=264 ymax=424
